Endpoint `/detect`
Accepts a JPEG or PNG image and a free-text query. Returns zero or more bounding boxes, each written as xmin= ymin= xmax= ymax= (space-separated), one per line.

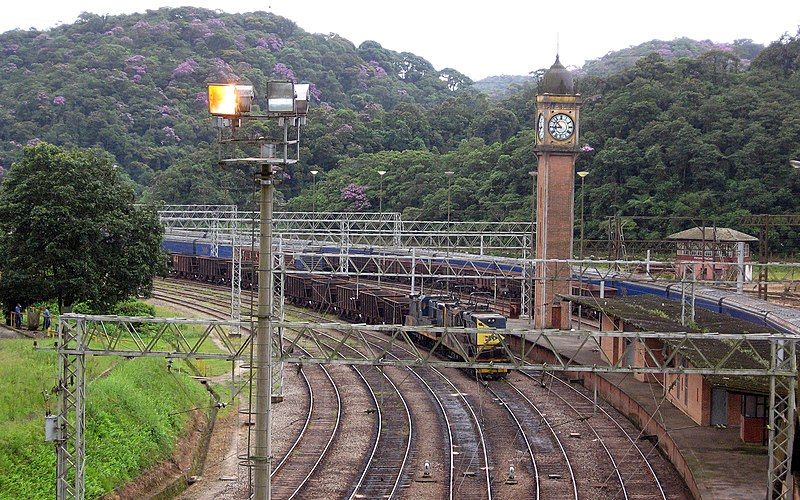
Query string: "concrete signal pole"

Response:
xmin=254 ymin=145 xmax=275 ymax=500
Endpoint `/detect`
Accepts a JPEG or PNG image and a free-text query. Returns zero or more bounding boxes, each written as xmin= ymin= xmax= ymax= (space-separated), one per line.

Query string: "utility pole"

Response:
xmin=253 ymin=145 xmax=275 ymax=500
xmin=378 ymin=170 xmax=387 ymax=214
xmin=310 ymin=169 xmax=318 ymax=214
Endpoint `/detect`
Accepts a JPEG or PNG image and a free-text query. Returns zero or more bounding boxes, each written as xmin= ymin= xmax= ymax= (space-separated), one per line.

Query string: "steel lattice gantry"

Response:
xmin=50 ymin=313 xmax=798 ymax=499
xmin=158 ymin=208 xmax=534 ymax=255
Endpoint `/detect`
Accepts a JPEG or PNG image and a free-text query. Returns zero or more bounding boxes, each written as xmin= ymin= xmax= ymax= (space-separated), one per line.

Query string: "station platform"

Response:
xmin=507 ymin=318 xmax=767 ymax=500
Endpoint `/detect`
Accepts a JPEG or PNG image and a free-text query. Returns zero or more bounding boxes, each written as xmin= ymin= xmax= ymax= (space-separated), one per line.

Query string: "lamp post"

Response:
xmin=445 ymin=171 xmax=455 ymax=223
xmin=208 ymin=80 xmax=309 ymax=500
xmin=577 ymin=170 xmax=589 ymax=300
xmin=310 ymin=170 xmax=319 ymax=214
xmin=377 ymin=170 xmax=387 ymax=214
xmin=577 ymin=170 xmax=589 ymax=261
xmin=528 ymin=170 xmax=537 ymax=324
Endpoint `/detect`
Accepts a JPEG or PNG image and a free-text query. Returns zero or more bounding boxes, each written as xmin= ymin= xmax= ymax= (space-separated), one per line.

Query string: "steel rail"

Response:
xmin=323 ymin=317 xmax=492 ymax=500
xmin=536 ymin=371 xmax=667 ymax=500
xmin=150 ymin=286 xmax=346 ymax=499
xmin=503 ymin=378 xmax=578 ymax=499
xmin=308 ymin=327 xmax=412 ymax=500
xmin=517 ymin=371 xmax=628 ymax=499
xmin=484 ymin=383 xmax=540 ymax=500
xmin=292 ymin=308 xmax=463 ymax=500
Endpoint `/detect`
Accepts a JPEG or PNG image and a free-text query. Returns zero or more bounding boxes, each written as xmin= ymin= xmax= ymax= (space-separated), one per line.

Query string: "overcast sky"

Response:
xmin=2 ymin=1 xmax=798 ymax=79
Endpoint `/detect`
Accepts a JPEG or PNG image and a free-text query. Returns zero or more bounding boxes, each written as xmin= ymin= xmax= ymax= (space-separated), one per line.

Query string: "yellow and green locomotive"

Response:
xmin=405 ymin=294 xmax=509 ymax=379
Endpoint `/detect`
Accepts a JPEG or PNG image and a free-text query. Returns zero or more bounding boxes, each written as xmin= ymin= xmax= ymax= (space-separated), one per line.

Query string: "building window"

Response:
xmin=742 ymin=394 xmax=766 ymax=418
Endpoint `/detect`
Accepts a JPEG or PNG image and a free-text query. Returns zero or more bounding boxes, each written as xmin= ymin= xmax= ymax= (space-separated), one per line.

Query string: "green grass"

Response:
xmin=149 ymin=304 xmax=236 ymax=378
xmin=0 ymin=339 xmax=209 ymax=499
xmin=752 ymin=263 xmax=800 ymax=282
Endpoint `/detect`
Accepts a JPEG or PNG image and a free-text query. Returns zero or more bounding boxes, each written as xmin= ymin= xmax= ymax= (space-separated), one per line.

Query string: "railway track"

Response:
xmin=289 ymin=306 xmax=491 ymax=500
xmin=304 ymin=323 xmax=413 ymax=499
xmin=200 ymin=284 xmax=494 ymax=500
xmin=512 ymin=370 xmax=668 ymax=499
xmin=269 ymin=361 xmax=342 ymax=499
xmin=151 ymin=278 xmax=686 ymax=499
xmin=153 ymin=280 xmax=414 ymax=499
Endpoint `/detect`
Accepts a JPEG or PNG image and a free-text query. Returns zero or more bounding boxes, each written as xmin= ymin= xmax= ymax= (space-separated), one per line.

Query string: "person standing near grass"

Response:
xmin=14 ymin=303 xmax=21 ymax=328
xmin=43 ymin=307 xmax=51 ymax=332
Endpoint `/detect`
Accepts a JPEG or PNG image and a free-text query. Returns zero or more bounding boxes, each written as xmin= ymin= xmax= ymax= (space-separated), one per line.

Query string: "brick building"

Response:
xmin=667 ymin=226 xmax=757 ymax=282
xmin=559 ymin=293 xmax=773 ymax=444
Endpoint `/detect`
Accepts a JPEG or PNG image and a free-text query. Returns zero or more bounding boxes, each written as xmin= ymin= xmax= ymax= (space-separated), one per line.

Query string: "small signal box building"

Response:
xmin=667 ymin=227 xmax=757 ymax=282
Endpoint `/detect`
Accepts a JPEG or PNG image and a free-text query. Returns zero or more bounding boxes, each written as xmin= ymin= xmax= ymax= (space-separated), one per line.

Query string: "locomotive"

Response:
xmin=405 ymin=294 xmax=509 ymax=379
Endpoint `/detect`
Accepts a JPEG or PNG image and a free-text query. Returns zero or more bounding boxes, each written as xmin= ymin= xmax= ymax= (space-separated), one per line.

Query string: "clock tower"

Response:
xmin=533 ymin=55 xmax=582 ymax=328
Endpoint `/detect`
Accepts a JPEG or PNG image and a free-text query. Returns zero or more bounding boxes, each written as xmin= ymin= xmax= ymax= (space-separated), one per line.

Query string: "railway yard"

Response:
xmin=150 ymin=277 xmax=691 ymax=499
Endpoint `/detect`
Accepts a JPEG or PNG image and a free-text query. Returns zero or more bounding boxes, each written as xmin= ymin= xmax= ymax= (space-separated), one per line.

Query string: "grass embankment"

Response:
xmin=0 ymin=338 xmax=209 ymax=499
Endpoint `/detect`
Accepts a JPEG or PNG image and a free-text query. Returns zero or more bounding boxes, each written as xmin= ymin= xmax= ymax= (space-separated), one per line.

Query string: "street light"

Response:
xmin=207 ymin=83 xmax=254 ymax=116
xmin=577 ymin=170 xmax=589 ymax=261
xmin=208 ymin=80 xmax=308 ymax=500
xmin=377 ymin=170 xmax=387 ymax=213
xmin=445 ymin=171 xmax=455 ymax=224
xmin=528 ymin=170 xmax=537 ymax=325
xmin=528 ymin=171 xmax=537 ymax=258
xmin=577 ymin=170 xmax=589 ymax=299
xmin=310 ymin=170 xmax=319 ymax=214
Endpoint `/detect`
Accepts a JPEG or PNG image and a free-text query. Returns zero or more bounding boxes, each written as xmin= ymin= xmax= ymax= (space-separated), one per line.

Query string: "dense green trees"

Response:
xmin=0 ymin=8 xmax=798 ymax=253
xmin=0 ymin=143 xmax=164 ymax=313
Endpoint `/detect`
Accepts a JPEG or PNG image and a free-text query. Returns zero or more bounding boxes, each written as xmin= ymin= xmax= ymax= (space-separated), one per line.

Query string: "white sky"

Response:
xmin=1 ymin=1 xmax=798 ymax=79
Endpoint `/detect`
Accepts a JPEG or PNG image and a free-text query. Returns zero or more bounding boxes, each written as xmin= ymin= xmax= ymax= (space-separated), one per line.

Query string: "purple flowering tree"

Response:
xmin=273 ymin=63 xmax=296 ymax=82
xmin=161 ymin=126 xmax=181 ymax=144
xmin=369 ymin=60 xmax=387 ymax=77
xmin=336 ymin=124 xmax=353 ymax=135
xmin=53 ymin=96 xmax=66 ymax=106
xmin=341 ymin=183 xmax=371 ymax=210
xmin=211 ymin=58 xmax=238 ymax=81
xmin=173 ymin=58 xmax=199 ymax=78
xmin=309 ymin=83 xmax=322 ymax=102
xmin=580 ymin=144 xmax=594 ymax=153
xmin=257 ymin=34 xmax=283 ymax=51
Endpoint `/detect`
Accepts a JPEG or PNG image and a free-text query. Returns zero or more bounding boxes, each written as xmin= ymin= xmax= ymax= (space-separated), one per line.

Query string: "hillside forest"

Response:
xmin=0 ymin=8 xmax=798 ymax=252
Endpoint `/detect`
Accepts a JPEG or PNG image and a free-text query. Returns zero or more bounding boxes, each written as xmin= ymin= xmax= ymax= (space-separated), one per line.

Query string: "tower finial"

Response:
xmin=556 ymin=32 xmax=560 ymax=58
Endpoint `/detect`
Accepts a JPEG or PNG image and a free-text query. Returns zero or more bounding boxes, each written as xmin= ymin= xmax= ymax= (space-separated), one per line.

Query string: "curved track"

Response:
xmin=518 ymin=371 xmax=666 ymax=500
xmin=152 ymin=278 xmax=684 ymax=499
xmin=269 ymin=360 xmax=342 ymax=499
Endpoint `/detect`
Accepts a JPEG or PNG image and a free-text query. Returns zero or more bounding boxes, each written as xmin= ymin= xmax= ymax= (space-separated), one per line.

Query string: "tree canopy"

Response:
xmin=0 ymin=9 xmax=798 ymax=253
xmin=0 ymin=143 xmax=164 ymax=312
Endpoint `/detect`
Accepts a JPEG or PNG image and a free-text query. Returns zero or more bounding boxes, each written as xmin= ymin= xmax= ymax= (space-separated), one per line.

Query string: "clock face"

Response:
xmin=537 ymin=113 xmax=545 ymax=140
xmin=548 ymin=113 xmax=575 ymax=141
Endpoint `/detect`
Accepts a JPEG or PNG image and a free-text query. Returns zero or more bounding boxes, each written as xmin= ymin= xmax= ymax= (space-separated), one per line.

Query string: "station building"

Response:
xmin=558 ymin=293 xmax=772 ymax=444
xmin=667 ymin=226 xmax=757 ymax=282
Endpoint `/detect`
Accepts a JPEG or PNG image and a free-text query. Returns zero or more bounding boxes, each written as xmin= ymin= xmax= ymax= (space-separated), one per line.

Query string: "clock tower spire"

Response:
xmin=533 ymin=55 xmax=582 ymax=328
